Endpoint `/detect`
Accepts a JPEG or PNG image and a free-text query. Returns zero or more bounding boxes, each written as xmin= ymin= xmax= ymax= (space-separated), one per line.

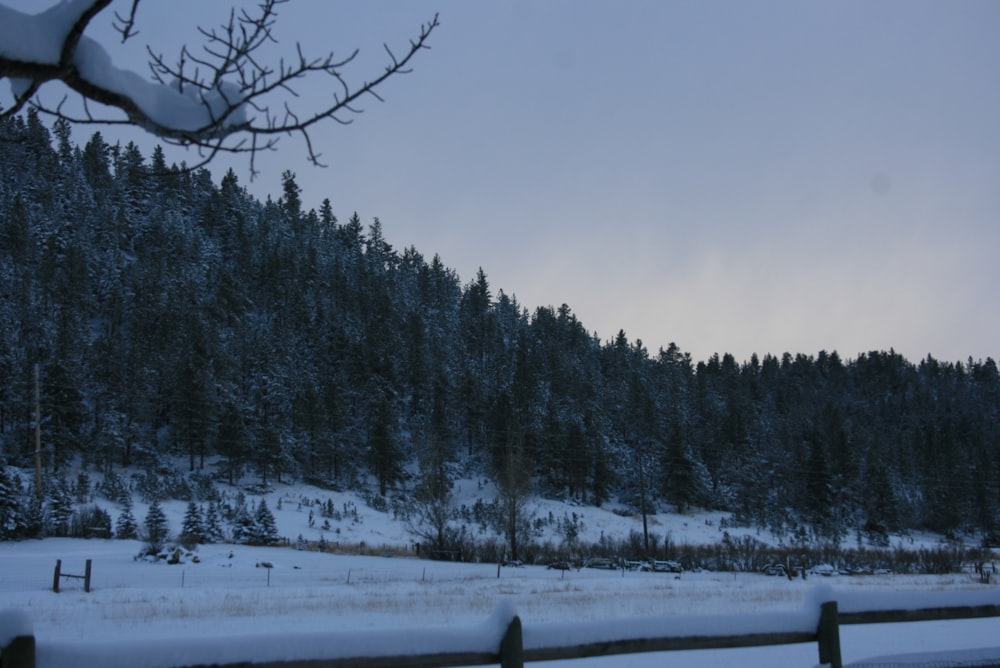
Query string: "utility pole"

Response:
xmin=34 ymin=363 xmax=42 ymax=501
xmin=637 ymin=441 xmax=649 ymax=558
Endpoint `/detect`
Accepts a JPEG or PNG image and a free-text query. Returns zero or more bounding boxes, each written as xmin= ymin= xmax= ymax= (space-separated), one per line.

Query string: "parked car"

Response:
xmin=649 ymin=559 xmax=683 ymax=573
xmin=761 ymin=562 xmax=788 ymax=577
xmin=635 ymin=559 xmax=682 ymax=573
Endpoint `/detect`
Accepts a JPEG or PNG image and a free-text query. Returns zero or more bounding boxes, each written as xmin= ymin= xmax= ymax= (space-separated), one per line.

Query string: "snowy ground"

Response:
xmin=3 ymin=471 xmax=999 ymax=666
xmin=2 ymin=538 xmax=1000 ymax=668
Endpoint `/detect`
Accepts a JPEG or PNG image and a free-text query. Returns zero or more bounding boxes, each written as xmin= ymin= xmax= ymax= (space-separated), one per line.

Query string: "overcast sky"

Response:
xmin=7 ymin=1 xmax=1000 ymax=365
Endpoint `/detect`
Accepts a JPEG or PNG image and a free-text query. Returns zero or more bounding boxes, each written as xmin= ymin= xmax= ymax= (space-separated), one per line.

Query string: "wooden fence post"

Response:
xmin=817 ymin=600 xmax=842 ymax=668
xmin=52 ymin=559 xmax=61 ymax=593
xmin=84 ymin=559 xmax=92 ymax=593
xmin=2 ymin=635 xmax=36 ymax=668
xmin=499 ymin=615 xmax=524 ymax=668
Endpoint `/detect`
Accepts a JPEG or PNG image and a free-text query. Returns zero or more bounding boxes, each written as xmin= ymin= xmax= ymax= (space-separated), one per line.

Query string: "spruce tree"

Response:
xmin=254 ymin=499 xmax=280 ymax=545
xmin=0 ymin=465 xmax=24 ymax=540
xmin=231 ymin=501 xmax=255 ymax=545
xmin=47 ymin=478 xmax=75 ymax=537
xmin=115 ymin=497 xmax=138 ymax=540
xmin=143 ymin=501 xmax=169 ymax=553
xmin=180 ymin=501 xmax=205 ymax=544
xmin=22 ymin=490 xmax=45 ymax=539
xmin=203 ymin=502 xmax=226 ymax=543
xmin=369 ymin=394 xmax=403 ymax=497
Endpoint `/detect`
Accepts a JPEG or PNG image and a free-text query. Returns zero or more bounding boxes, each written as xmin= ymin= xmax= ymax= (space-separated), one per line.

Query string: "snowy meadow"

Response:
xmin=3 ymin=536 xmax=1000 ymax=668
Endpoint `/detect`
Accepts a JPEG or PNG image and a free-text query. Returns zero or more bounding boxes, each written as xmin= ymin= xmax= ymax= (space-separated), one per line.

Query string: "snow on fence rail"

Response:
xmin=4 ymin=588 xmax=1000 ymax=668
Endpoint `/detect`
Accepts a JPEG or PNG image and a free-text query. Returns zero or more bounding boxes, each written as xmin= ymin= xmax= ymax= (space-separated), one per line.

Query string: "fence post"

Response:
xmin=84 ymin=559 xmax=92 ymax=593
xmin=817 ymin=600 xmax=842 ymax=668
xmin=499 ymin=615 xmax=524 ymax=668
xmin=2 ymin=635 xmax=36 ymax=668
xmin=52 ymin=559 xmax=62 ymax=593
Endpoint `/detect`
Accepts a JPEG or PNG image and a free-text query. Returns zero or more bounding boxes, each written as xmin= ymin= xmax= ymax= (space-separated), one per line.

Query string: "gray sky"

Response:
xmin=8 ymin=1 xmax=1000 ymax=364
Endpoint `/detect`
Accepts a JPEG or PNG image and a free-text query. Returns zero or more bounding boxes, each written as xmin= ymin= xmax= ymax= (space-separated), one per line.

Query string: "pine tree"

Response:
xmin=804 ymin=438 xmax=834 ymax=540
xmin=369 ymin=394 xmax=403 ymax=497
xmin=21 ymin=490 xmax=45 ymax=539
xmin=280 ymin=170 xmax=302 ymax=221
xmin=203 ymin=502 xmax=226 ymax=543
xmin=115 ymin=497 xmax=138 ymax=540
xmin=73 ymin=472 xmax=90 ymax=504
xmin=47 ymin=478 xmax=75 ymax=537
xmin=216 ymin=403 xmax=247 ymax=486
xmin=661 ymin=425 xmax=710 ymax=513
xmin=143 ymin=501 xmax=169 ymax=552
xmin=254 ymin=499 xmax=280 ymax=545
xmin=180 ymin=501 xmax=205 ymax=544
xmin=230 ymin=501 xmax=256 ymax=545
xmin=0 ymin=464 xmax=24 ymax=540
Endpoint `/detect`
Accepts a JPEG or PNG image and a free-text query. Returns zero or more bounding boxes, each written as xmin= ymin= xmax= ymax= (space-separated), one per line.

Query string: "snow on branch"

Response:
xmin=0 ymin=0 xmax=439 ymax=176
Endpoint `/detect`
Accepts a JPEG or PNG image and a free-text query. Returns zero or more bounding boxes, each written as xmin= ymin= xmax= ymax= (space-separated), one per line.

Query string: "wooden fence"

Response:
xmin=3 ymin=588 xmax=1000 ymax=668
xmin=51 ymin=559 xmax=92 ymax=594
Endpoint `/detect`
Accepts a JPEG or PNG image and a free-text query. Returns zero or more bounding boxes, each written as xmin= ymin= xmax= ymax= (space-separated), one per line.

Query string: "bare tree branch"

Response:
xmin=0 ymin=0 xmax=439 ymax=178
xmin=112 ymin=1 xmax=142 ymax=43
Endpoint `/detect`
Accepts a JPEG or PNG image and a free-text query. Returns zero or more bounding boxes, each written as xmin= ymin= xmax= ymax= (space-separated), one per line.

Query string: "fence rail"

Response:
xmin=4 ymin=589 xmax=1000 ymax=668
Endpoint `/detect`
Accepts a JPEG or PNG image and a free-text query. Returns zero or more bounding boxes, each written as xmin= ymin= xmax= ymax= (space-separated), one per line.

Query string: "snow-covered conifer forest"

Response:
xmin=2 ymin=110 xmax=1000 ymax=560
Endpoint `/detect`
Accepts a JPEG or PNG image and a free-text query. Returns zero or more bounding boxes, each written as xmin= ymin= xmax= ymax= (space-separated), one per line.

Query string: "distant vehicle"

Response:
xmin=761 ymin=562 xmax=787 ymax=577
xmin=547 ymin=560 xmax=573 ymax=571
xmin=648 ymin=559 xmax=683 ymax=573
xmin=584 ymin=558 xmax=617 ymax=570
xmin=632 ymin=559 xmax=683 ymax=573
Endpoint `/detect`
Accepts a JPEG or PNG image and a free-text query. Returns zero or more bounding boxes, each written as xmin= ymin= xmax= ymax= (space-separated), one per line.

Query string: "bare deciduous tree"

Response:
xmin=0 ymin=0 xmax=438 ymax=175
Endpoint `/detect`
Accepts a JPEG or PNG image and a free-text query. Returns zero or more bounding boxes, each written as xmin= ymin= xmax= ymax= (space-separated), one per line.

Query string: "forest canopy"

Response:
xmin=1 ymin=110 xmax=999 ymax=547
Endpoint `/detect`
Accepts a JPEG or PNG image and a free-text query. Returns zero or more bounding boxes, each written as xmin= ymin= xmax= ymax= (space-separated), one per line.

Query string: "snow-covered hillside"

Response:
xmin=151 ymin=472 xmax=770 ymax=554
xmin=3 ymin=457 xmax=974 ymax=566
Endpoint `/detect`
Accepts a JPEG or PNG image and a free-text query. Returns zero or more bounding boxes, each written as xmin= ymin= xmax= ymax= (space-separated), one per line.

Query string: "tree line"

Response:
xmin=1 ymin=110 xmax=999 ymax=553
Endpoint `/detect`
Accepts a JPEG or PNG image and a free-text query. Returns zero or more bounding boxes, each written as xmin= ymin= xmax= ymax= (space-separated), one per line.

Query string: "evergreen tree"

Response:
xmin=0 ymin=465 xmax=24 ymax=540
xmin=203 ymin=502 xmax=226 ymax=543
xmin=1 ymin=193 xmax=31 ymax=264
xmin=410 ymin=385 xmax=455 ymax=556
xmin=73 ymin=472 xmax=90 ymax=504
xmin=804 ymin=438 xmax=835 ymax=540
xmin=115 ymin=497 xmax=138 ymax=540
xmin=46 ymin=478 xmax=74 ymax=537
xmin=180 ymin=501 xmax=205 ymax=543
xmin=369 ymin=393 xmax=403 ymax=497
xmin=863 ymin=463 xmax=898 ymax=539
xmin=662 ymin=428 xmax=709 ymax=513
xmin=230 ymin=500 xmax=256 ymax=545
xmin=40 ymin=360 xmax=88 ymax=473
xmin=143 ymin=501 xmax=169 ymax=552
xmin=253 ymin=499 xmax=280 ymax=545
xmin=216 ymin=403 xmax=248 ymax=486
xmin=280 ymin=170 xmax=302 ymax=221
xmin=21 ymin=490 xmax=45 ymax=539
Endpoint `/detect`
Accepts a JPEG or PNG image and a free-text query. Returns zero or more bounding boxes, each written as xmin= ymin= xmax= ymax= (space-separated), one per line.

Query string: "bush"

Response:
xmin=69 ymin=505 xmax=112 ymax=538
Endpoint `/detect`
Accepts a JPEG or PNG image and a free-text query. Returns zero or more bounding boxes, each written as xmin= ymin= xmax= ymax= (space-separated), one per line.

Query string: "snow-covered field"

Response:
xmin=2 ymin=537 xmax=1000 ymax=668
xmin=3 ymin=472 xmax=1000 ymax=666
